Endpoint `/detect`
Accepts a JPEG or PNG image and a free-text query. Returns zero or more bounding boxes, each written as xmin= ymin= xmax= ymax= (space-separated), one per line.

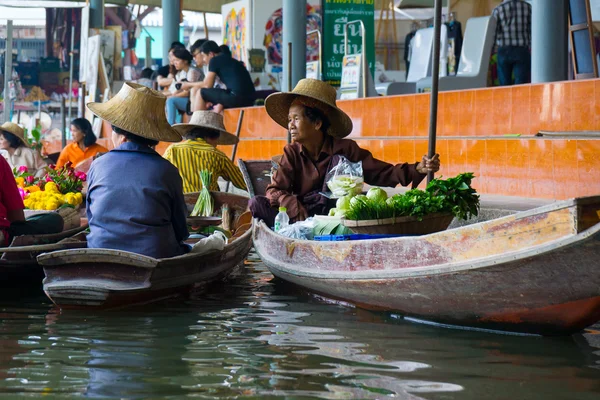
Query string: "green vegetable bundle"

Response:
xmin=345 ymin=173 xmax=480 ymax=221
xmin=191 ymin=170 xmax=214 ymax=217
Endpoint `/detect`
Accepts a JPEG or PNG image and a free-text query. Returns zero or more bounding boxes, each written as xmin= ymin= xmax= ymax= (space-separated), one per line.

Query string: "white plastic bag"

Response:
xmin=325 ymin=156 xmax=364 ymax=198
xmin=189 ymin=231 xmax=227 ymax=255
xmin=278 ymin=217 xmax=317 ymax=240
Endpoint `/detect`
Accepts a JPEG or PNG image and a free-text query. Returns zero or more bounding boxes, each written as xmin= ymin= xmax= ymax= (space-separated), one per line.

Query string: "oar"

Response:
xmin=225 ymin=109 xmax=245 ymax=193
xmin=427 ymin=0 xmax=443 ymax=184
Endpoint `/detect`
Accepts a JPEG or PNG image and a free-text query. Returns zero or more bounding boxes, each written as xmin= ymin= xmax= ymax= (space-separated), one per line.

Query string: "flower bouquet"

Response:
xmin=15 ymin=162 xmax=86 ymax=230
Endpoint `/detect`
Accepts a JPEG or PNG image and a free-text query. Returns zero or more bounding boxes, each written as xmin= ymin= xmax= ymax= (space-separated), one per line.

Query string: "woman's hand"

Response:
xmin=416 ymin=153 xmax=440 ymax=174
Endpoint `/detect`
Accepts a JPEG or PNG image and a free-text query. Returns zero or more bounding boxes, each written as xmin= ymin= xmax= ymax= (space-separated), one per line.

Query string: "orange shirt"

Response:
xmin=56 ymin=143 xmax=108 ymax=169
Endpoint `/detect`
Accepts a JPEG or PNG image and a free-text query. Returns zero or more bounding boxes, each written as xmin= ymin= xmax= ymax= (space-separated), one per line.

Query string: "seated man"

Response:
xmin=85 ymin=82 xmax=189 ymax=259
xmin=0 ymin=156 xmax=63 ymax=246
xmin=249 ymin=79 xmax=440 ymax=227
xmin=190 ymin=41 xmax=255 ymax=113
xmin=165 ymin=110 xmax=247 ymax=193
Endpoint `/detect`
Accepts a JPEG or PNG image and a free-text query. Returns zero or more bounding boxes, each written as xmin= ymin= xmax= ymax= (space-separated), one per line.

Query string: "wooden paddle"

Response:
xmin=225 ymin=109 xmax=245 ymax=193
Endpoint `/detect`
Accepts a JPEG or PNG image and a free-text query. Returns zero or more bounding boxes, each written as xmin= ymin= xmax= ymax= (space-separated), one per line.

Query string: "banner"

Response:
xmin=322 ymin=0 xmax=375 ymax=87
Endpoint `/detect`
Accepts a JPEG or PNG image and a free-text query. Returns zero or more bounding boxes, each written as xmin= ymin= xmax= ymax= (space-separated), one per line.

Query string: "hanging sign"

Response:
xmin=306 ymin=61 xmax=320 ymax=80
xmin=339 ymin=55 xmax=361 ymax=99
xmin=322 ymin=0 xmax=375 ymax=87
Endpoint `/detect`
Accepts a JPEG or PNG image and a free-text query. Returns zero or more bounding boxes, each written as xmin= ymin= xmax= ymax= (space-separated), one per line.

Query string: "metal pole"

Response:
xmin=532 ymin=0 xmax=568 ymax=83
xmin=3 ymin=20 xmax=13 ymax=123
xmin=162 ymin=0 xmax=181 ymax=65
xmin=282 ymin=0 xmax=306 ymax=91
xmin=225 ymin=110 xmax=245 ymax=193
xmin=427 ymin=0 xmax=442 ymax=184
xmin=145 ymin=36 xmax=152 ymax=68
xmin=287 ymin=42 xmax=292 ymax=145
xmin=78 ymin=82 xmax=86 ymax=118
xmin=67 ymin=25 xmax=75 ymax=127
xmin=60 ymin=97 xmax=67 ymax=148
xmin=89 ymin=0 xmax=104 ymax=29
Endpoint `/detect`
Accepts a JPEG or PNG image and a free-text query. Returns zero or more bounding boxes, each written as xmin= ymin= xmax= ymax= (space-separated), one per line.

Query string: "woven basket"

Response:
xmin=342 ymin=213 xmax=454 ymax=235
xmin=24 ymin=206 xmax=82 ymax=231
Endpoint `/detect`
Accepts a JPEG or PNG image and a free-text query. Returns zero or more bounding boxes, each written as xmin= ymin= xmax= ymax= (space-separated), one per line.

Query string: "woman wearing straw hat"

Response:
xmin=0 ymin=122 xmax=47 ymax=178
xmin=85 ymin=82 xmax=190 ymax=259
xmin=249 ymin=78 xmax=440 ymax=227
xmin=165 ymin=111 xmax=247 ymax=193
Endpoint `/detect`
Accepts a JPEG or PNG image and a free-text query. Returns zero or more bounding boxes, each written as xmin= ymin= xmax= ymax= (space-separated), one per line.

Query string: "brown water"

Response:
xmin=1 ymin=254 xmax=600 ymax=399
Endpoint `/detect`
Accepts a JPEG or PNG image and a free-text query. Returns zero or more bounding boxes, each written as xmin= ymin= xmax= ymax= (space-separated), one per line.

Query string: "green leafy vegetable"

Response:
xmin=191 ymin=170 xmax=214 ymax=217
xmin=345 ymin=173 xmax=480 ymax=221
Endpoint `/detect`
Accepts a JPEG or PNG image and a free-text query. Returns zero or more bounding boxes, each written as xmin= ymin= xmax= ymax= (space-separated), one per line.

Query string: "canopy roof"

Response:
xmin=0 ymin=0 xmax=231 ymax=13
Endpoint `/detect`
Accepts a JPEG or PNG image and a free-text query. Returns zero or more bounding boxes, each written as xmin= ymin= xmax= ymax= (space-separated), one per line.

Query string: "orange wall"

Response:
xmin=46 ymin=78 xmax=600 ymax=200
xmin=217 ymin=78 xmax=600 ymax=200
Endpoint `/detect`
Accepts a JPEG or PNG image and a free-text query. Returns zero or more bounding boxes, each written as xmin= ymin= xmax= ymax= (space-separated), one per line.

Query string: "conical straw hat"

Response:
xmin=0 ymin=122 xmax=29 ymax=147
xmin=87 ymin=82 xmax=182 ymax=142
xmin=264 ymin=78 xmax=353 ymax=138
xmin=172 ymin=111 xmax=238 ymax=145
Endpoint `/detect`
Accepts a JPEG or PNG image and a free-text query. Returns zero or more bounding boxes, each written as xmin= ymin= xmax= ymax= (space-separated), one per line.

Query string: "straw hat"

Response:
xmin=0 ymin=122 xmax=29 ymax=147
xmin=172 ymin=111 xmax=239 ymax=145
xmin=265 ymin=78 xmax=353 ymax=138
xmin=87 ymin=82 xmax=181 ymax=142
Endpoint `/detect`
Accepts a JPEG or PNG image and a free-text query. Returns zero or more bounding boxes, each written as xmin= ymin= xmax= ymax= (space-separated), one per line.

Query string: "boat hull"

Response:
xmin=253 ymin=197 xmax=600 ymax=335
xmin=40 ymin=192 xmax=253 ymax=309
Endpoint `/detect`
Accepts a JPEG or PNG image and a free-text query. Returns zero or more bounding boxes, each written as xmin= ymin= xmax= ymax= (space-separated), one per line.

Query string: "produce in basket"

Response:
xmin=191 ymin=170 xmax=214 ymax=217
xmin=327 ymin=174 xmax=364 ymax=197
xmin=345 ymin=173 xmax=480 ymax=221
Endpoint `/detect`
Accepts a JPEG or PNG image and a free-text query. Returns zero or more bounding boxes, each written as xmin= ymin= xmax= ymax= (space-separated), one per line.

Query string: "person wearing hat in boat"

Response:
xmin=0 ymin=156 xmax=63 ymax=246
xmin=164 ymin=111 xmax=247 ymax=194
xmin=0 ymin=122 xmax=47 ymax=178
xmin=85 ymin=82 xmax=190 ymax=259
xmin=249 ymin=78 xmax=441 ymax=227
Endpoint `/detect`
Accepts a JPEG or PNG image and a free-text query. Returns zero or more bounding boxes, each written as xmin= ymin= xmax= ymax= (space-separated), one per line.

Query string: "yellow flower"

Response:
xmin=44 ymin=182 xmax=59 ymax=192
xmin=15 ymin=177 xmax=25 ymax=187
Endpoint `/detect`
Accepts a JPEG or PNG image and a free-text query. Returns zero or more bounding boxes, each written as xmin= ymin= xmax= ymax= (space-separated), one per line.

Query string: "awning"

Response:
xmin=0 ymin=0 xmax=233 ymax=13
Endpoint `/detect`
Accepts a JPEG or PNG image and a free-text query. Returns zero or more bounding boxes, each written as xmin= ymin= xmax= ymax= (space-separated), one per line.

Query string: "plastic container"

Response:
xmin=274 ymin=206 xmax=289 ymax=232
xmin=314 ymin=234 xmax=407 ymax=241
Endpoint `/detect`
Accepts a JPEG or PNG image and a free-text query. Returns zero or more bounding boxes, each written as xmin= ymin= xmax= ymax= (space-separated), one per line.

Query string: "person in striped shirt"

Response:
xmin=492 ymin=0 xmax=532 ymax=86
xmin=166 ymin=111 xmax=247 ymax=193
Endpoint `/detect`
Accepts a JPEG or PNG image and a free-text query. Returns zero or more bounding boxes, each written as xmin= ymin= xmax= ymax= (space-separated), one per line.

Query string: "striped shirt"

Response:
xmin=163 ymin=138 xmax=247 ymax=194
xmin=492 ymin=0 xmax=531 ymax=47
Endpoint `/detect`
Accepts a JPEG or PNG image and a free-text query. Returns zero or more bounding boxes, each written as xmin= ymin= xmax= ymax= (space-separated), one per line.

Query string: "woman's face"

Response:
xmin=172 ymin=57 xmax=188 ymax=71
xmin=0 ymin=133 xmax=10 ymax=150
xmin=70 ymin=124 xmax=85 ymax=143
xmin=287 ymin=103 xmax=322 ymax=144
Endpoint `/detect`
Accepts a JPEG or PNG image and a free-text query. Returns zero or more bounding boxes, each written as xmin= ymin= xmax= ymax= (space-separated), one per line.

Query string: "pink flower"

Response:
xmin=18 ymin=187 xmax=26 ymax=200
xmin=45 ymin=174 xmax=53 ymax=182
xmin=26 ymin=175 xmax=34 ymax=184
xmin=75 ymin=171 xmax=87 ymax=181
xmin=18 ymin=166 xmax=28 ymax=173
xmin=48 ymin=164 xmax=56 ymax=170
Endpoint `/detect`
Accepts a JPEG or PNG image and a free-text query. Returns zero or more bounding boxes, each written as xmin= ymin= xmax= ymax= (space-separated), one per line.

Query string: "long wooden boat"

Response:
xmin=0 ymin=225 xmax=88 ymax=285
xmin=253 ymin=196 xmax=600 ymax=336
xmin=39 ymin=192 xmax=253 ymax=309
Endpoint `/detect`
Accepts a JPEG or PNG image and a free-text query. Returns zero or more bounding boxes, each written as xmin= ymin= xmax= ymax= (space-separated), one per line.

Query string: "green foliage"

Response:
xmin=25 ymin=125 xmax=44 ymax=154
xmin=345 ymin=173 xmax=480 ymax=221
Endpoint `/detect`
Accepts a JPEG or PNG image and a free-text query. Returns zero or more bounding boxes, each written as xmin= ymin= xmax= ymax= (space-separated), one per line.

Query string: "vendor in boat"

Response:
xmin=85 ymin=82 xmax=189 ymax=258
xmin=56 ymin=118 xmax=108 ymax=169
xmin=249 ymin=78 xmax=441 ymax=227
xmin=0 ymin=122 xmax=47 ymax=177
xmin=164 ymin=111 xmax=247 ymax=193
xmin=0 ymin=156 xmax=63 ymax=246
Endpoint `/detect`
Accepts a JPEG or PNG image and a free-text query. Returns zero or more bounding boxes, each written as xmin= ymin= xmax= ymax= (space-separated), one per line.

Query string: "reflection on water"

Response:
xmin=0 ymin=254 xmax=599 ymax=399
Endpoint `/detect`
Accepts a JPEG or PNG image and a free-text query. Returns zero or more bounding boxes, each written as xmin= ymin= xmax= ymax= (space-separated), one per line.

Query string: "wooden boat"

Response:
xmin=0 ymin=225 xmax=88 ymax=285
xmin=253 ymin=196 xmax=600 ymax=336
xmin=39 ymin=192 xmax=253 ymax=309
xmin=237 ymin=159 xmax=273 ymax=197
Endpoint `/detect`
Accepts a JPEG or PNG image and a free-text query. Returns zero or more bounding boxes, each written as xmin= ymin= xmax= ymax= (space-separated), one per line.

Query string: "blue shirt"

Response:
xmin=86 ymin=142 xmax=189 ymax=259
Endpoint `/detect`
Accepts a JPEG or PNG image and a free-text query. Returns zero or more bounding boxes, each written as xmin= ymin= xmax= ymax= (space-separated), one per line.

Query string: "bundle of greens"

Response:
xmin=191 ymin=170 xmax=214 ymax=217
xmin=344 ymin=173 xmax=480 ymax=221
